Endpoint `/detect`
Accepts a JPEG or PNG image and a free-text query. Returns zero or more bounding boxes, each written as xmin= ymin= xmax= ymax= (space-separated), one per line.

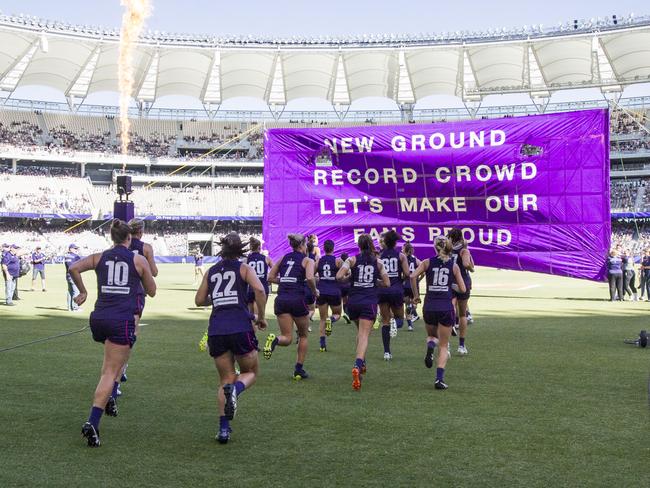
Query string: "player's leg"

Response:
xmin=424 ymin=322 xmax=438 ymax=369
xmin=318 ymin=300 xmax=328 ymax=351
xmin=379 ymin=302 xmax=393 ymax=359
xmin=214 ymin=351 xmax=237 ymax=443
xmin=434 ymin=323 xmax=452 ymax=389
xmin=83 ymin=341 xmax=131 ymax=446
xmin=457 ymin=299 xmax=469 ymax=355
xmin=294 ymin=315 xmax=309 ymax=379
xmin=40 ymin=269 xmax=46 ymax=292
xmin=352 ymin=317 xmax=373 ymax=390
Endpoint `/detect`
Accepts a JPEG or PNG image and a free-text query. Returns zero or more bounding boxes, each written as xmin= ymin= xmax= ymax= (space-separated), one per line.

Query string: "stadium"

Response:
xmin=1 ymin=2 xmax=649 ymax=487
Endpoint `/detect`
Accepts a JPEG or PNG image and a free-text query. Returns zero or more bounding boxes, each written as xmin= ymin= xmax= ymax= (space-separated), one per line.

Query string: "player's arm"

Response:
xmin=194 ymin=271 xmax=210 ymax=306
xmin=242 ymin=264 xmax=267 ymax=330
xmin=377 ymin=260 xmax=390 ymax=288
xmin=304 ymin=257 xmax=318 ymax=296
xmin=336 ymin=256 xmax=355 ymax=282
xmin=410 ymin=259 xmax=429 ymax=303
xmin=265 ymin=256 xmax=274 ymax=268
xmin=268 ymin=261 xmax=281 ymax=284
xmin=399 ymin=252 xmax=410 ymax=278
xmin=143 ymin=243 xmax=159 ymax=277
xmin=69 ymin=253 xmax=101 ymax=305
xmin=452 ymin=263 xmax=466 ymax=294
xmin=134 ymin=254 xmax=157 ymax=298
xmin=461 ymin=249 xmax=474 ymax=272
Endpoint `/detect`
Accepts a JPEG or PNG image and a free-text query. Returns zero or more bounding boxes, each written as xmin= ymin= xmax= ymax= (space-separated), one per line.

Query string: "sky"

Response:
xmin=1 ymin=0 xmax=648 ymax=109
xmin=0 ymin=0 xmax=645 ymax=38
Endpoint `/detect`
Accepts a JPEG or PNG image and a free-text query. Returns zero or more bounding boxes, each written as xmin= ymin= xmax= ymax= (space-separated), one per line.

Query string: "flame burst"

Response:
xmin=118 ymin=0 xmax=151 ymax=157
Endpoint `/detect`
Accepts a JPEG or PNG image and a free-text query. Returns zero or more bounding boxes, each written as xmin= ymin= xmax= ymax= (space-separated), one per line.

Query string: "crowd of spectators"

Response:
xmin=611 ymin=138 xmax=650 ymax=153
xmin=0 ymin=121 xmax=42 ymax=146
xmin=0 ymin=174 xmax=93 ymax=214
xmin=610 ymin=108 xmax=649 ymax=135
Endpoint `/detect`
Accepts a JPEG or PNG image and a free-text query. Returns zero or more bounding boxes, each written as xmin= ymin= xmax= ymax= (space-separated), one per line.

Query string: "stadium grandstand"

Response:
xmin=0 ymin=12 xmax=650 ymax=258
xmin=3 ymin=3 xmax=650 ymax=486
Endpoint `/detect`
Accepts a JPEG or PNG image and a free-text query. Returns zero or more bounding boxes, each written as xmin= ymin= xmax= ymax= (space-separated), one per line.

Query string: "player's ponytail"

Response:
xmin=358 ymin=234 xmax=376 ymax=258
xmin=249 ymin=236 xmax=261 ymax=252
xmin=435 ymin=236 xmax=453 ymax=262
xmin=110 ymin=219 xmax=131 ymax=245
xmin=128 ymin=218 xmax=145 ymax=236
xmin=402 ymin=242 xmax=413 ymax=256
xmin=447 ymin=228 xmax=465 ymax=250
xmin=218 ymin=233 xmax=248 ymax=259
xmin=382 ymin=230 xmax=399 ymax=249
xmin=288 ymin=233 xmax=306 ymax=251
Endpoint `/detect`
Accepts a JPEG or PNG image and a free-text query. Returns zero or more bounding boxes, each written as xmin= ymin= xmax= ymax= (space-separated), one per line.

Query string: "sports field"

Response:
xmin=1 ymin=265 xmax=649 ymax=487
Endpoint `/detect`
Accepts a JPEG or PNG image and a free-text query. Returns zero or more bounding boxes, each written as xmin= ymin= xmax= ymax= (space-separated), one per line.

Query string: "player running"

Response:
xmin=194 ymin=249 xmax=205 ymax=282
xmin=339 ymin=252 xmax=352 ymax=324
xmin=410 ymin=236 xmax=465 ymax=390
xmin=315 ymin=239 xmax=343 ymax=352
xmin=69 ymin=219 xmax=156 ymax=447
xmin=194 ymin=233 xmax=268 ymax=444
xmin=305 ymin=241 xmax=318 ymax=324
xmin=378 ymin=230 xmax=410 ymax=360
xmin=336 ymin=234 xmax=389 ymax=391
xmin=447 ymin=228 xmax=474 ymax=355
xmin=402 ymin=243 xmax=421 ymax=331
xmin=245 ymin=237 xmax=272 ymax=318
xmin=265 ymin=233 xmax=318 ymax=380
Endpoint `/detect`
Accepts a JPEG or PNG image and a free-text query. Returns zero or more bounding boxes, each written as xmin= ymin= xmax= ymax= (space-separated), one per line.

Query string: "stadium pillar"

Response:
xmin=11 ymin=158 xmax=17 ymax=173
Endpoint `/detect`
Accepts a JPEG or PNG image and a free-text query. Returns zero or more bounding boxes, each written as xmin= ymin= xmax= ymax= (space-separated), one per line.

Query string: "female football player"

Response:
xmin=378 ymin=230 xmax=410 ymax=360
xmin=195 ymin=233 xmax=267 ymax=444
xmin=265 ymin=234 xmax=318 ymax=380
xmin=69 ymin=219 xmax=156 ymax=447
xmin=336 ymin=234 xmax=389 ymax=391
xmin=402 ymin=242 xmax=421 ymax=331
xmin=410 ymin=236 xmax=465 ymax=390
xmin=447 ymin=228 xmax=474 ymax=355
xmin=315 ymin=239 xmax=342 ymax=351
xmin=245 ymin=237 xmax=272 ymax=318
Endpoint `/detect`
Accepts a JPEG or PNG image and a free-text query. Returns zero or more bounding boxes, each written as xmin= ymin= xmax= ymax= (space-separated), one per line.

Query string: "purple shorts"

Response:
xmin=90 ymin=316 xmax=137 ymax=348
xmin=347 ymin=303 xmax=378 ymax=322
xmin=304 ymin=290 xmax=316 ymax=306
xmin=423 ymin=310 xmax=455 ymax=327
xmin=208 ymin=331 xmax=258 ymax=358
xmin=316 ymin=294 xmax=342 ymax=307
xmin=246 ymin=284 xmax=270 ymax=304
xmin=453 ymin=290 xmax=471 ymax=301
xmin=378 ymin=291 xmax=404 ymax=308
xmin=134 ymin=294 xmax=145 ymax=317
xmin=274 ymin=296 xmax=309 ymax=317
xmin=340 ymin=286 xmax=350 ymax=298
xmin=403 ymin=287 xmax=414 ymax=299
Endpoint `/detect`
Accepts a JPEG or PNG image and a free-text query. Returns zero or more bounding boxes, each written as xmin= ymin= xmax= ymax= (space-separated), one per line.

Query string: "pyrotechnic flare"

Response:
xmin=118 ymin=0 xmax=151 ymax=159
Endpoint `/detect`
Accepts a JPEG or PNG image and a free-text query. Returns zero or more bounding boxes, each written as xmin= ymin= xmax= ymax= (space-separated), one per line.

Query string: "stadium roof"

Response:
xmin=1 ymin=13 xmax=650 ymax=106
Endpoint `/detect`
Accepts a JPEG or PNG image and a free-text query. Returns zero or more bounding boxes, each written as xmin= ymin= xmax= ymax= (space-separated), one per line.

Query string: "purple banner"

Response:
xmin=263 ymin=109 xmax=610 ymax=280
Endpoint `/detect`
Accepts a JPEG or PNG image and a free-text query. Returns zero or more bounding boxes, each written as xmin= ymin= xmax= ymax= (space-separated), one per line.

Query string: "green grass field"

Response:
xmin=1 ymin=265 xmax=649 ymax=487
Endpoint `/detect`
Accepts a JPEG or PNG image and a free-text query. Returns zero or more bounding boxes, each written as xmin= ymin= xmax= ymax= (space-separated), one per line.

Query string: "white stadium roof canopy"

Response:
xmin=1 ymin=14 xmax=649 ymax=107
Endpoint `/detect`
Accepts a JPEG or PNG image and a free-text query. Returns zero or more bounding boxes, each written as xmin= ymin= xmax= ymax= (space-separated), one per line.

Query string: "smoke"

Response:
xmin=118 ymin=0 xmax=151 ymax=156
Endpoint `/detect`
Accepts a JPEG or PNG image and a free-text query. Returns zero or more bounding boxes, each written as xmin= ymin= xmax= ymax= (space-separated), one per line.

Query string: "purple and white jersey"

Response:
xmin=247 ymin=252 xmax=269 ymax=287
xmin=129 ymin=237 xmax=145 ymax=295
xmin=277 ymin=251 xmax=307 ymax=297
xmin=452 ymin=248 xmax=472 ymax=290
xmin=423 ymin=256 xmax=455 ymax=312
xmin=207 ymin=259 xmax=252 ymax=335
xmin=93 ymin=246 xmax=140 ymax=321
xmin=403 ymin=255 xmax=417 ymax=289
xmin=317 ymin=254 xmax=340 ymax=296
xmin=349 ymin=253 xmax=379 ymax=304
xmin=380 ymin=248 xmax=403 ymax=292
